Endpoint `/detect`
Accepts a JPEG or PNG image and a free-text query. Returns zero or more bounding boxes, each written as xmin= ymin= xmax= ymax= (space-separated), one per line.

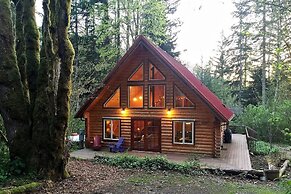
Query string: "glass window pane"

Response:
xmin=129 ymin=64 xmax=143 ymax=81
xmin=129 ymin=86 xmax=143 ymax=108
xmin=112 ymin=120 xmax=120 ymax=139
xmin=174 ymin=122 xmax=183 ymax=143
xmin=104 ymin=120 xmax=112 ymax=139
xmin=184 ymin=122 xmax=193 ymax=143
xmin=149 ymin=85 xmax=165 ymax=108
xmin=149 ymin=63 xmax=165 ymax=80
xmin=104 ymin=88 xmax=120 ymax=107
xmin=174 ymin=86 xmax=194 ymax=108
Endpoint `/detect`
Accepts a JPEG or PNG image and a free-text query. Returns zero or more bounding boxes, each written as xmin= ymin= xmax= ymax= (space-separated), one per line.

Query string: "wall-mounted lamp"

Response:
xmin=167 ymin=107 xmax=172 ymax=115
xmin=121 ymin=107 xmax=126 ymax=115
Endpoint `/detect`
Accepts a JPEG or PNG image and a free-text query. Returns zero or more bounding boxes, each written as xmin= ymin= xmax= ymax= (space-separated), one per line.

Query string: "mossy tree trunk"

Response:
xmin=0 ymin=0 xmax=74 ymax=180
xmin=0 ymin=0 xmax=31 ymax=162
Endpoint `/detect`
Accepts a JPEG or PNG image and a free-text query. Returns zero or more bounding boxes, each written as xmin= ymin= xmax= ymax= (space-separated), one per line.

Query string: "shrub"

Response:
xmin=251 ymin=141 xmax=279 ymax=155
xmin=94 ymin=154 xmax=201 ymax=174
xmin=234 ymin=100 xmax=291 ymax=144
xmin=0 ymin=142 xmax=9 ymax=182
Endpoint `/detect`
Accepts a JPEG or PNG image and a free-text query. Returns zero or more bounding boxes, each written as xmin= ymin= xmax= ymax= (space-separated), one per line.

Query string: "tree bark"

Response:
xmin=54 ymin=0 xmax=75 ymax=179
xmin=23 ymin=0 xmax=40 ymax=107
xmin=261 ymin=1 xmax=267 ymax=106
xmin=0 ymin=0 xmax=31 ymax=162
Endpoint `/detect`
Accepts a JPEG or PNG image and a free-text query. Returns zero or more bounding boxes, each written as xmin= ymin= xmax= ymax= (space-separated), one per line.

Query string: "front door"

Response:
xmin=131 ymin=118 xmax=161 ymax=152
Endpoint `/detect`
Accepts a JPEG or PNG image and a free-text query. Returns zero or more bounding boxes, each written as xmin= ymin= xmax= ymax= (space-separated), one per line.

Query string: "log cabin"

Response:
xmin=75 ymin=35 xmax=234 ymax=157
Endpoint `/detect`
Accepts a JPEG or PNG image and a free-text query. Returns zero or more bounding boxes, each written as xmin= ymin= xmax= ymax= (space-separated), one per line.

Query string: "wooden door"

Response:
xmin=131 ymin=118 xmax=161 ymax=152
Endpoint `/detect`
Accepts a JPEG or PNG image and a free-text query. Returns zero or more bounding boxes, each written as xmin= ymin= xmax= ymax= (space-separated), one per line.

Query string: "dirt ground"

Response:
xmin=34 ymin=159 xmax=288 ymax=194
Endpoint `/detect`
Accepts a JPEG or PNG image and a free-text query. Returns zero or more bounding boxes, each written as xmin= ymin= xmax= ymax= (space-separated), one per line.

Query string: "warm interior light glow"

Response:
xmin=133 ymin=97 xmax=137 ymax=102
xmin=139 ymin=96 xmax=143 ymax=100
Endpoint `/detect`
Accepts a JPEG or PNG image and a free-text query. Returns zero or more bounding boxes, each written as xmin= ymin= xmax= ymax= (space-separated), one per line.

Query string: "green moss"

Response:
xmin=0 ymin=182 xmax=41 ymax=194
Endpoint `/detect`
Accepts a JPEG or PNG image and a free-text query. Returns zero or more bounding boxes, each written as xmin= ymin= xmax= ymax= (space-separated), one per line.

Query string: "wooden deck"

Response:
xmin=199 ymin=134 xmax=252 ymax=170
xmin=71 ymin=134 xmax=252 ymax=171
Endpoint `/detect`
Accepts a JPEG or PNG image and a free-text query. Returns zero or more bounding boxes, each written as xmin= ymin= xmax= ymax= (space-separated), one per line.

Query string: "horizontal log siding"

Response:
xmin=85 ymin=46 xmax=221 ymax=156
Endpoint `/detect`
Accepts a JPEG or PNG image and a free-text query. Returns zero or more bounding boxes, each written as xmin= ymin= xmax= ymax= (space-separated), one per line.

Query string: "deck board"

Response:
xmin=71 ymin=134 xmax=252 ymax=171
xmin=199 ymin=134 xmax=252 ymax=170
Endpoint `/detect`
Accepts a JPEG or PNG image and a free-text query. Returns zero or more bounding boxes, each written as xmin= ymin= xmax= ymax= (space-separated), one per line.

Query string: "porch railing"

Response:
xmin=229 ymin=125 xmax=258 ymax=152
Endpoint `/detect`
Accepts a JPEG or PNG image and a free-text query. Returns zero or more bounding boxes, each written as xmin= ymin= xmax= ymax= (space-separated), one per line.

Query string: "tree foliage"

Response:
xmin=69 ymin=0 xmax=181 ymax=114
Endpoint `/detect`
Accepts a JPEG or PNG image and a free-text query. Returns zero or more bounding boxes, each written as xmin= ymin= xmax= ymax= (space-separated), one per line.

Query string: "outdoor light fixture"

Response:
xmin=167 ymin=107 xmax=172 ymax=115
xmin=121 ymin=107 xmax=126 ymax=114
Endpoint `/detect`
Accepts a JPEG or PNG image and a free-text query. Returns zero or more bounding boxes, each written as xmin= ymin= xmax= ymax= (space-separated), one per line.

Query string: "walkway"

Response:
xmin=199 ymin=134 xmax=252 ymax=170
xmin=70 ymin=134 xmax=252 ymax=170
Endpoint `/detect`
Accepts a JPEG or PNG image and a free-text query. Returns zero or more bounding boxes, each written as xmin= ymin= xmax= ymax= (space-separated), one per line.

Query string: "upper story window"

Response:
xmin=149 ymin=63 xmax=165 ymax=80
xmin=129 ymin=64 xmax=144 ymax=81
xmin=174 ymin=86 xmax=195 ymax=108
xmin=149 ymin=85 xmax=165 ymax=108
xmin=104 ymin=88 xmax=120 ymax=108
xmin=128 ymin=86 xmax=143 ymax=108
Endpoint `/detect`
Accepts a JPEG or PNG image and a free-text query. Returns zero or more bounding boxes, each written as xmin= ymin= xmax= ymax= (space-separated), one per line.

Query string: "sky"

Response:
xmin=35 ymin=0 xmax=236 ymax=68
xmin=175 ymin=0 xmax=235 ymax=67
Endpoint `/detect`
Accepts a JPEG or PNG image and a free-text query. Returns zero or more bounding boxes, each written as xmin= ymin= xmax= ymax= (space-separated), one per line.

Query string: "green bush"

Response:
xmin=234 ymin=100 xmax=291 ymax=144
xmin=0 ymin=142 xmax=9 ymax=182
xmin=94 ymin=154 xmax=201 ymax=175
xmin=252 ymin=141 xmax=279 ymax=155
xmin=0 ymin=118 xmax=9 ymax=182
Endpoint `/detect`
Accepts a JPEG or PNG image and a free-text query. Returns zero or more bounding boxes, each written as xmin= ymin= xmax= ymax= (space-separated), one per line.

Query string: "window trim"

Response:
xmin=103 ymin=87 xmax=121 ymax=108
xmin=103 ymin=118 xmax=121 ymax=141
xmin=173 ymin=85 xmax=195 ymax=109
xmin=128 ymin=85 xmax=144 ymax=109
xmin=128 ymin=63 xmax=144 ymax=81
xmin=172 ymin=120 xmax=195 ymax=145
xmin=148 ymin=62 xmax=166 ymax=81
xmin=148 ymin=84 xmax=166 ymax=108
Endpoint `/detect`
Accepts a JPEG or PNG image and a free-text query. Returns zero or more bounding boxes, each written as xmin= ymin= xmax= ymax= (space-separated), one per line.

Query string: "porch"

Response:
xmin=70 ymin=134 xmax=252 ymax=171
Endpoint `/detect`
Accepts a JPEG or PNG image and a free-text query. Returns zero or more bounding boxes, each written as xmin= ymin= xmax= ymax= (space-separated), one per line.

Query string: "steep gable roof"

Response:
xmin=75 ymin=35 xmax=234 ymax=121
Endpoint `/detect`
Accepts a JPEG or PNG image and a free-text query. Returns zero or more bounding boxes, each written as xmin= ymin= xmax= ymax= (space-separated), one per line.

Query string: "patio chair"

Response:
xmin=109 ymin=137 xmax=125 ymax=153
xmin=92 ymin=136 xmax=102 ymax=151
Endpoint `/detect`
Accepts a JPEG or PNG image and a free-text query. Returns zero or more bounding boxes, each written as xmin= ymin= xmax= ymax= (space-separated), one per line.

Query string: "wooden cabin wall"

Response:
xmin=85 ymin=45 xmax=221 ymax=156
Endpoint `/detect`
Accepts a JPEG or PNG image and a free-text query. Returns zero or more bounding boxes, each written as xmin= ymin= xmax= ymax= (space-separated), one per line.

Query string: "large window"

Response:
xmin=149 ymin=63 xmax=165 ymax=80
xmin=104 ymin=88 xmax=120 ymax=108
xmin=149 ymin=85 xmax=165 ymax=108
xmin=173 ymin=121 xmax=194 ymax=144
xmin=174 ymin=86 xmax=194 ymax=108
xmin=103 ymin=119 xmax=120 ymax=140
xmin=129 ymin=64 xmax=143 ymax=81
xmin=128 ymin=86 xmax=143 ymax=108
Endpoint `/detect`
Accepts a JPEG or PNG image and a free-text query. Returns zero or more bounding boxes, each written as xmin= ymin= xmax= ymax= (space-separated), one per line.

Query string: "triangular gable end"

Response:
xmin=104 ymin=88 xmax=120 ymax=108
xmin=149 ymin=63 xmax=165 ymax=80
xmin=75 ymin=35 xmax=234 ymax=121
xmin=128 ymin=64 xmax=144 ymax=81
xmin=174 ymin=86 xmax=195 ymax=108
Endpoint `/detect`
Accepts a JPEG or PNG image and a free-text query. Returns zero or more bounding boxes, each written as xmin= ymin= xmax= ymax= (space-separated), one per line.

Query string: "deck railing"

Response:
xmin=229 ymin=125 xmax=258 ymax=152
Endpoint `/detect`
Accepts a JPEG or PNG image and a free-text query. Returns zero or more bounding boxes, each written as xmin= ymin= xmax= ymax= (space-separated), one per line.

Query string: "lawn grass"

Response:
xmin=125 ymin=171 xmax=288 ymax=194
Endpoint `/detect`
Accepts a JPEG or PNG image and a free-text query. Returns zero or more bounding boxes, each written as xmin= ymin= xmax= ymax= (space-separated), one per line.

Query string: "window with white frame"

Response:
xmin=173 ymin=121 xmax=194 ymax=144
xmin=103 ymin=118 xmax=120 ymax=140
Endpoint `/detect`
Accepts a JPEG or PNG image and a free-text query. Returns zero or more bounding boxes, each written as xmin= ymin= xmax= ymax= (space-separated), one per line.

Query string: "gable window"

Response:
xmin=149 ymin=85 xmax=165 ymax=108
xmin=129 ymin=86 xmax=143 ymax=108
xmin=129 ymin=64 xmax=143 ymax=81
xmin=174 ymin=86 xmax=195 ymax=108
xmin=149 ymin=63 xmax=165 ymax=80
xmin=103 ymin=118 xmax=120 ymax=140
xmin=104 ymin=88 xmax=120 ymax=108
xmin=173 ymin=121 xmax=194 ymax=144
